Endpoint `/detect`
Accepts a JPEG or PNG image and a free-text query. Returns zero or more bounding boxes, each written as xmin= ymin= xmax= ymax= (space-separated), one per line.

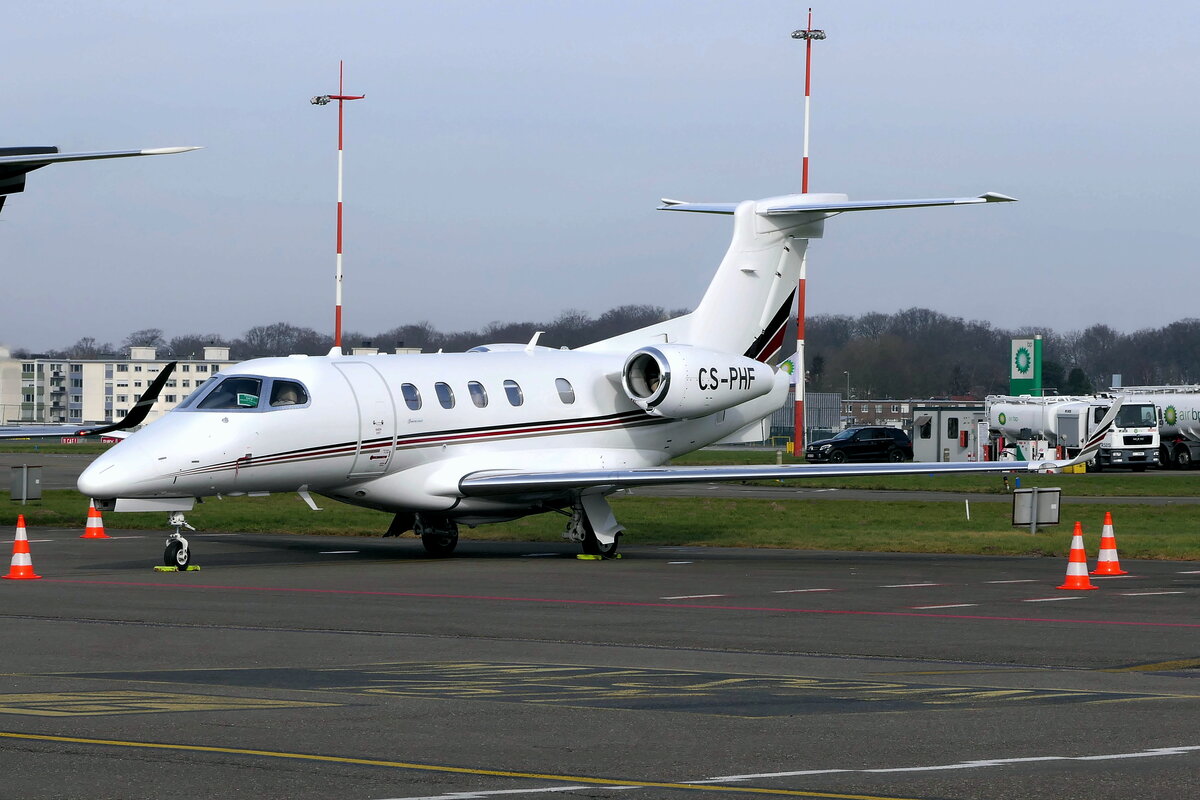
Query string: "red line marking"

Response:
xmin=42 ymin=580 xmax=1200 ymax=629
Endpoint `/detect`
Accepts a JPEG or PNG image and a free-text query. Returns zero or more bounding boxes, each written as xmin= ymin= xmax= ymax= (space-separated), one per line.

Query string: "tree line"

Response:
xmin=17 ymin=307 xmax=1200 ymax=400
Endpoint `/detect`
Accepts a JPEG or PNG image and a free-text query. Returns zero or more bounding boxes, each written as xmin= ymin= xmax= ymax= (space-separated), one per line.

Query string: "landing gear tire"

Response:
xmin=582 ymin=531 xmax=620 ymax=558
xmin=165 ymin=539 xmax=189 ymax=568
xmin=415 ymin=515 xmax=459 ymax=556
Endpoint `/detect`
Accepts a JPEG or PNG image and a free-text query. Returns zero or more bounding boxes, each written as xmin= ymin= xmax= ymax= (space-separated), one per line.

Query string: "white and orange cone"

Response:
xmin=3 ymin=515 xmax=42 ymax=580
xmin=80 ymin=500 xmax=110 ymax=539
xmin=1057 ymin=521 xmax=1098 ymax=590
xmin=1090 ymin=511 xmax=1127 ymax=576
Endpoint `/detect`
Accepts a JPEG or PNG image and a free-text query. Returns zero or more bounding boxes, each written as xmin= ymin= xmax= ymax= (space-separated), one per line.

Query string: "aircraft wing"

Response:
xmin=657 ymin=193 xmax=1015 ymax=216
xmin=0 ymin=362 xmax=176 ymax=440
xmin=0 ymin=146 xmax=200 ymax=214
xmin=460 ymin=398 xmax=1120 ymax=497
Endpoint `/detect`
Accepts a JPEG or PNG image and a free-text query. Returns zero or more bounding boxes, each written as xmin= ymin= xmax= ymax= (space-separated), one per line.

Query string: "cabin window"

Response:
xmin=504 ymin=379 xmax=524 ymax=406
xmin=468 ymin=381 xmax=488 ymax=408
xmin=435 ymin=382 xmax=455 ymax=409
xmin=176 ymin=378 xmax=213 ymax=409
xmin=401 ymin=383 xmax=422 ymax=411
xmin=947 ymin=417 xmax=959 ymax=437
xmin=270 ymin=380 xmax=308 ymax=407
xmin=196 ymin=377 xmax=262 ymax=410
xmin=555 ymin=378 xmax=575 ymax=404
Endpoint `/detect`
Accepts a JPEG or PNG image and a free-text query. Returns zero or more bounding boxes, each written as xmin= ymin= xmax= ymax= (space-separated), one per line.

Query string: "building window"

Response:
xmin=467 ymin=381 xmax=488 ymax=408
xmin=116 ymin=364 xmax=128 ymax=372
xmin=555 ymin=378 xmax=575 ymax=404
xmin=891 ymin=404 xmax=901 ymax=413
xmin=116 ymin=409 xmax=127 ymax=417
xmin=181 ymin=364 xmax=191 ymax=372
xmin=875 ymin=405 xmax=883 ymax=414
xmin=435 ymin=382 xmax=455 ymax=409
xmin=71 ymin=379 xmax=82 ymax=388
xmin=116 ymin=382 xmax=128 ymax=388
xmin=23 ymin=394 xmax=33 ymax=403
xmin=164 ymin=395 xmax=177 ymax=403
xmin=182 ymin=380 xmax=191 ymax=388
xmin=70 ymin=364 xmax=82 ymax=373
xmin=117 ymin=395 xmax=128 ymax=403
xmin=196 ymin=364 xmax=209 ymax=373
xmin=70 ymin=395 xmax=81 ymax=403
xmin=401 ymin=383 xmax=421 ymax=411
xmin=134 ymin=381 xmax=143 ymax=388
xmin=503 ymin=380 xmax=524 ymax=406
xmin=21 ymin=363 xmax=34 ymax=373
xmin=69 ymin=410 xmax=81 ymax=420
xmin=947 ymin=417 xmax=959 ymax=437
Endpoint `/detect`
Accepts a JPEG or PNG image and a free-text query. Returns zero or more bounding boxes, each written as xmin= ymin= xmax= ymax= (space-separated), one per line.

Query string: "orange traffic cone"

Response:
xmin=3 ymin=515 xmax=42 ymax=580
xmin=1091 ymin=511 xmax=1128 ymax=576
xmin=1057 ymin=522 xmax=1098 ymax=590
xmin=80 ymin=500 xmax=110 ymax=539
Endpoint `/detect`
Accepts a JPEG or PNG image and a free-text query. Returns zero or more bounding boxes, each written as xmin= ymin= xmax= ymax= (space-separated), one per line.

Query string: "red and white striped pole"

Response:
xmin=311 ymin=61 xmax=365 ymax=351
xmin=791 ymin=11 xmax=825 ymax=456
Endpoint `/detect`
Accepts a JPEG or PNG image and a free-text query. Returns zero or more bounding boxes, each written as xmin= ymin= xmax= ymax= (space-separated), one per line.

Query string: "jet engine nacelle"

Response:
xmin=621 ymin=345 xmax=773 ymax=418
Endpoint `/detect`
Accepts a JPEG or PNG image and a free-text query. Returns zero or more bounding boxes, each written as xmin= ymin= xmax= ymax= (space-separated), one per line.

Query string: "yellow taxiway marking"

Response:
xmin=1106 ymin=658 xmax=1200 ymax=673
xmin=0 ymin=691 xmax=335 ymax=717
xmin=0 ymin=731 xmax=923 ymax=800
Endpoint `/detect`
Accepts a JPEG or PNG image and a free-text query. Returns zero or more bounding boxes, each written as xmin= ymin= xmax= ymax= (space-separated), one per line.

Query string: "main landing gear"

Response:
xmin=564 ymin=495 xmax=623 ymax=558
xmin=414 ymin=514 xmax=460 ymax=556
xmin=163 ymin=511 xmax=196 ymax=568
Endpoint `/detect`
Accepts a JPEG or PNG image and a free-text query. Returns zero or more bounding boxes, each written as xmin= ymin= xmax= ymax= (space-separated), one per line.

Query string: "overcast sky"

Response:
xmin=5 ymin=1 xmax=1198 ymax=352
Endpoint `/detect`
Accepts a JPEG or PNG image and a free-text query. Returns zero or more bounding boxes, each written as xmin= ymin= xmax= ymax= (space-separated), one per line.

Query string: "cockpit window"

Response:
xmin=196 ymin=377 xmax=263 ymax=410
xmin=176 ymin=377 xmax=214 ymax=409
xmin=270 ymin=380 xmax=308 ymax=407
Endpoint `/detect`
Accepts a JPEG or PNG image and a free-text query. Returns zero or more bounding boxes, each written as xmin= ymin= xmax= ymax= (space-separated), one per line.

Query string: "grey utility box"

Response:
xmin=10 ymin=465 xmax=43 ymax=502
xmin=1012 ymin=486 xmax=1061 ymax=533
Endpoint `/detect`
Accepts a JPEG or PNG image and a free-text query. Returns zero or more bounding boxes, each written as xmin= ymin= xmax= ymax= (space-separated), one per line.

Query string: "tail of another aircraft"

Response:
xmin=582 ymin=191 xmax=1014 ymax=360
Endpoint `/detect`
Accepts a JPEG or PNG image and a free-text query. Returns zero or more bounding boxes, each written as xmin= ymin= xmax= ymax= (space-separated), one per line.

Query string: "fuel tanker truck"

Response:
xmin=1112 ymin=387 xmax=1200 ymax=469
xmin=985 ymin=394 xmax=1159 ymax=471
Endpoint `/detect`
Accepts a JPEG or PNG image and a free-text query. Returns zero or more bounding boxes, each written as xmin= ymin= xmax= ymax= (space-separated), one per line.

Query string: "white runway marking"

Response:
xmin=1120 ymin=591 xmax=1185 ymax=596
xmin=911 ymin=604 xmax=977 ymax=610
xmin=1177 ymin=570 xmax=1200 ymax=574
xmin=881 ymin=583 xmax=940 ymax=588
xmin=667 ymin=561 xmax=692 ymax=565
xmin=773 ymin=588 xmax=834 ymax=593
xmin=660 ymin=594 xmax=724 ymax=600
xmin=319 ymin=550 xmax=359 ymax=554
xmin=388 ymin=745 xmax=1200 ymax=798
xmin=1023 ymin=596 xmax=1084 ymax=602
xmin=986 ymin=579 xmax=1036 ymax=584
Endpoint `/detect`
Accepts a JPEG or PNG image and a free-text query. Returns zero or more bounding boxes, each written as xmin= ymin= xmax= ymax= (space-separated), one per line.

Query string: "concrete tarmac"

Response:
xmin=0 ymin=526 xmax=1197 ymax=799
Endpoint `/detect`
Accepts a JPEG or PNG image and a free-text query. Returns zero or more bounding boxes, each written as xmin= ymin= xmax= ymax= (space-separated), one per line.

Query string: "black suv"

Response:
xmin=805 ymin=426 xmax=913 ymax=463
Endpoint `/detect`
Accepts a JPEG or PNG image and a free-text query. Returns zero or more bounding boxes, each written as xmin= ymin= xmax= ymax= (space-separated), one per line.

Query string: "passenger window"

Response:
xmin=197 ymin=377 xmax=262 ymax=409
xmin=504 ymin=379 xmax=524 ymax=406
xmin=401 ymin=383 xmax=422 ymax=411
xmin=555 ymin=378 xmax=575 ymax=404
xmin=468 ymin=381 xmax=488 ymax=408
xmin=947 ymin=418 xmax=959 ymax=437
xmin=270 ymin=380 xmax=308 ymax=407
xmin=435 ymin=382 xmax=455 ymax=409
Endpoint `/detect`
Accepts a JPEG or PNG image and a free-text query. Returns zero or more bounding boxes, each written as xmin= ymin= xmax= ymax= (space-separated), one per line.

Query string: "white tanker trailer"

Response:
xmin=1113 ymin=387 xmax=1200 ymax=469
xmin=985 ymin=394 xmax=1159 ymax=471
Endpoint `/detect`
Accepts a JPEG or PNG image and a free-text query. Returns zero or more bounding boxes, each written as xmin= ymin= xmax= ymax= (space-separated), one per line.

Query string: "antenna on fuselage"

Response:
xmin=311 ymin=60 xmax=365 ymax=355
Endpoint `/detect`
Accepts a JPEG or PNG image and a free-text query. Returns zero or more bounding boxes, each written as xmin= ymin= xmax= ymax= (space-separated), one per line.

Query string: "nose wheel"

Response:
xmin=163 ymin=512 xmax=195 ymax=569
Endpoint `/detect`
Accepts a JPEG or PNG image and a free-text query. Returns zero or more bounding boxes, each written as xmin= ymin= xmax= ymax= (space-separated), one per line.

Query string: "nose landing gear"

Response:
xmin=163 ymin=512 xmax=196 ymax=569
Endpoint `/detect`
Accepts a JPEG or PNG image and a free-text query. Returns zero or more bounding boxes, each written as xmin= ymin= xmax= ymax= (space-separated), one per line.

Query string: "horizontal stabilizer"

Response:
xmin=658 ymin=192 xmax=1016 ymax=216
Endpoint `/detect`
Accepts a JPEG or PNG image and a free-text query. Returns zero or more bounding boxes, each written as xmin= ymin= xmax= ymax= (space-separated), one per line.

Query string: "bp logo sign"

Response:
xmin=998 ymin=412 xmax=1007 ymax=425
xmin=1013 ymin=346 xmax=1032 ymax=375
xmin=1165 ymin=405 xmax=1178 ymax=426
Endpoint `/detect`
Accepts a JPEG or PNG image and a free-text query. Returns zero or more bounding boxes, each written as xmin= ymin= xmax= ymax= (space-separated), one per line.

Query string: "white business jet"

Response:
xmin=67 ymin=190 xmax=1116 ymax=567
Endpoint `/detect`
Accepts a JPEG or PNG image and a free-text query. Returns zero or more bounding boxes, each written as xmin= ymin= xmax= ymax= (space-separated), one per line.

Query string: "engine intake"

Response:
xmin=621 ymin=345 xmax=773 ymax=418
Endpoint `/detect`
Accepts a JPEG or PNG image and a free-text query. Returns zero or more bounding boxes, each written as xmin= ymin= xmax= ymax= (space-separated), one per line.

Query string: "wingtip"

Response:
xmin=980 ymin=192 xmax=1017 ymax=203
xmin=140 ymin=146 xmax=203 ymax=156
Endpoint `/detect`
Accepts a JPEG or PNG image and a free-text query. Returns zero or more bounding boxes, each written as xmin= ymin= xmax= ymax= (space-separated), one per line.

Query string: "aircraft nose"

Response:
xmin=78 ymin=460 xmax=122 ymax=499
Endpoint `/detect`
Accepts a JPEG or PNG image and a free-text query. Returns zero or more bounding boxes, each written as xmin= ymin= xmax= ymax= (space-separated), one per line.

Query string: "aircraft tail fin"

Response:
xmin=583 ymin=192 xmax=1014 ymax=359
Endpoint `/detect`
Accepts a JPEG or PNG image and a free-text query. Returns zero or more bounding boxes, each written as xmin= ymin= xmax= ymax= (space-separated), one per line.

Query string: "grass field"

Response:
xmin=5 ymin=488 xmax=1198 ymax=560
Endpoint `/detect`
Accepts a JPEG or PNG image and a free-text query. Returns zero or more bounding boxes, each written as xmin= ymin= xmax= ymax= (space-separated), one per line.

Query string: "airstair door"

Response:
xmin=334 ymin=362 xmax=397 ymax=477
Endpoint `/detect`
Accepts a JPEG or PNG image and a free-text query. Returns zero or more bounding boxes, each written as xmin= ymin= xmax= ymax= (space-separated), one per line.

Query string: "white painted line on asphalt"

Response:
xmin=986 ymin=579 xmax=1036 ymax=584
xmin=881 ymin=583 xmax=940 ymax=588
xmin=1120 ymin=591 xmax=1185 ymax=596
xmin=660 ymin=594 xmax=725 ymax=600
xmin=1177 ymin=570 xmax=1200 ymax=574
xmin=319 ymin=550 xmax=359 ymax=554
xmin=1090 ymin=574 xmax=1136 ymax=579
xmin=667 ymin=561 xmax=692 ymax=565
xmin=911 ymin=604 xmax=978 ymax=610
xmin=1023 ymin=596 xmax=1084 ymax=602
xmin=774 ymin=588 xmax=834 ymax=593
xmin=26 ymin=539 xmax=53 ymax=543
xmin=104 ymin=536 xmax=145 ymax=539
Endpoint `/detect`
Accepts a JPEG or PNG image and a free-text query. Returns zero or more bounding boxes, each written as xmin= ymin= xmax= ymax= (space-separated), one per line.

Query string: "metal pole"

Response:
xmin=790 ymin=11 xmax=826 ymax=457
xmin=1029 ymin=486 xmax=1039 ymax=534
xmin=21 ymin=463 xmax=28 ymax=506
xmin=311 ymin=62 xmax=365 ymax=352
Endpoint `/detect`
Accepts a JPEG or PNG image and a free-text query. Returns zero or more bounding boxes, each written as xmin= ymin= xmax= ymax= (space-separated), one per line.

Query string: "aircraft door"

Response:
xmin=334 ymin=362 xmax=397 ymax=477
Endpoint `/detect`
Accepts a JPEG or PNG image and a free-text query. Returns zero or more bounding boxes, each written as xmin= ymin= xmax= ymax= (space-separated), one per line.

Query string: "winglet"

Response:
xmin=1034 ymin=397 xmax=1124 ymax=472
xmin=76 ymin=362 xmax=177 ymax=437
